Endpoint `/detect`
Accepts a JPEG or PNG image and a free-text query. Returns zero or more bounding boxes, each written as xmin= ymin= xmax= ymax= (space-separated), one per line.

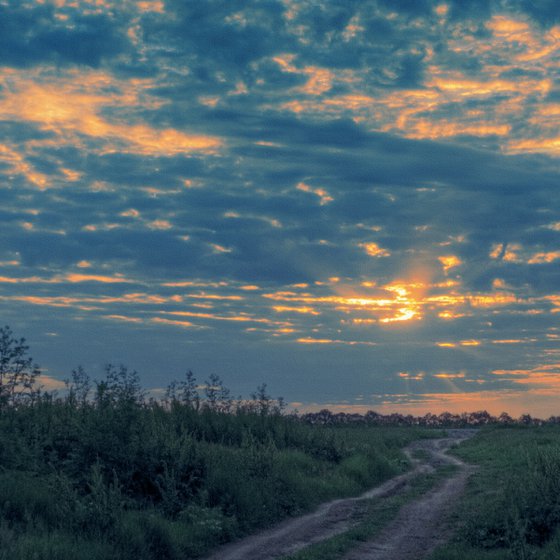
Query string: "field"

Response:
xmin=428 ymin=426 xmax=560 ymax=560
xmin=2 ymin=359 xmax=560 ymax=559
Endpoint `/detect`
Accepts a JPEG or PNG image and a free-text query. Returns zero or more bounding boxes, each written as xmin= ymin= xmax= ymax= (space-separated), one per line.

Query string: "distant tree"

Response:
xmin=95 ymin=364 xmax=145 ymax=407
xmin=203 ymin=374 xmax=232 ymax=412
xmin=165 ymin=370 xmax=200 ymax=409
xmin=65 ymin=365 xmax=91 ymax=407
xmin=0 ymin=325 xmax=41 ymax=408
xmin=274 ymin=396 xmax=286 ymax=415
xmin=498 ymin=411 xmax=513 ymax=424
xmin=251 ymin=383 xmax=283 ymax=415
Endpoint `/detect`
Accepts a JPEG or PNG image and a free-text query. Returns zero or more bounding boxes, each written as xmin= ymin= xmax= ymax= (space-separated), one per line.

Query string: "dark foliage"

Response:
xmin=0 ymin=347 xmax=421 ymax=560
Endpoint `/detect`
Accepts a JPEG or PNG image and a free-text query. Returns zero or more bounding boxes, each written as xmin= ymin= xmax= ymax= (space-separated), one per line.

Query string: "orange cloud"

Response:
xmin=361 ymin=242 xmax=391 ymax=258
xmin=185 ymin=293 xmax=243 ymax=301
xmin=137 ymin=0 xmax=164 ymax=12
xmin=379 ymin=308 xmax=418 ymax=323
xmin=263 ymin=271 xmax=541 ymax=328
xmin=528 ymin=251 xmax=560 ymax=264
xmin=299 ymin=67 xmax=334 ymax=95
xmin=267 ymin=279 xmax=428 ymax=324
xmin=274 ymin=14 xmax=556 ymax=156
xmin=0 ymin=143 xmax=49 ymax=189
xmin=508 ymin=137 xmax=560 ymax=155
xmin=65 ymin=273 xmax=131 ymax=283
xmin=210 ymin=244 xmax=233 ymax=254
xmin=38 ymin=374 xmax=67 ymax=391
xmin=372 ymin=388 xmax=560 ymax=417
xmin=403 ymin=120 xmax=510 ymax=140
xmin=0 ymin=69 xmax=223 ymax=167
xmin=151 ymin=317 xmax=196 ymax=328
xmin=438 ymin=310 xmax=468 ymax=320
xmin=296 ymin=182 xmax=333 ymax=205
xmin=0 ymin=273 xmax=132 ymax=285
xmin=273 ymin=56 xmax=335 ymax=96
xmin=0 ymin=296 xmax=89 ymax=308
xmin=439 ymin=255 xmax=462 ymax=273
xmin=164 ymin=310 xmax=287 ymax=326
xmin=398 ymin=371 xmax=425 ymax=380
xmin=468 ymin=293 xmax=517 ymax=308
xmin=433 ymin=372 xmax=465 ymax=379
xmin=296 ymin=337 xmax=377 ymax=346
xmin=147 ymin=219 xmax=173 ymax=230
xmin=487 ymin=16 xmax=531 ymax=37
xmin=273 ymin=305 xmax=320 ymax=315
xmin=104 ymin=314 xmax=144 ymax=323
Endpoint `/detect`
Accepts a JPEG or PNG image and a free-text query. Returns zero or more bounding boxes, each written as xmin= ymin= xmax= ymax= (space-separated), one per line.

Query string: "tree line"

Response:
xmin=0 ymin=324 xmax=555 ymax=427
xmin=0 ymin=325 xmax=284 ymax=415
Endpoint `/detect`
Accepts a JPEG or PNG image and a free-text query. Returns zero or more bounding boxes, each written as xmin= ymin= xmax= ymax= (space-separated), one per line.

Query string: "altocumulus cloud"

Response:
xmin=0 ymin=0 xmax=558 ymax=416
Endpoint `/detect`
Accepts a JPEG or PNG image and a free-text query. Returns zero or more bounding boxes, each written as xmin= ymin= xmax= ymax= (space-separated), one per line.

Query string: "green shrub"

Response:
xmin=0 ymin=388 xmax=431 ymax=559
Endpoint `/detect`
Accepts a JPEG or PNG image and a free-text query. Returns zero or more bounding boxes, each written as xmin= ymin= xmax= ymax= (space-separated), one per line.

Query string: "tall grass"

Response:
xmin=429 ymin=426 xmax=560 ymax=560
xmin=0 ymin=381 xmax=431 ymax=559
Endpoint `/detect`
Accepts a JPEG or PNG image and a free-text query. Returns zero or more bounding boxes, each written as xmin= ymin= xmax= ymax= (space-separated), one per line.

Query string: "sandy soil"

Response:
xmin=204 ymin=430 xmax=476 ymax=560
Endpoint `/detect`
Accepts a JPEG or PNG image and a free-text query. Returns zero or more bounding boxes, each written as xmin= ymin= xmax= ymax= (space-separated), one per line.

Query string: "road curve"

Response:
xmin=204 ymin=429 xmax=476 ymax=560
xmin=343 ymin=430 xmax=476 ymax=560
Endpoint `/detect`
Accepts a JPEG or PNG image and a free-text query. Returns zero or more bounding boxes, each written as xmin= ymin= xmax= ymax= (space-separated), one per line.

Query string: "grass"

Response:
xmin=0 ymin=389 xmax=440 ymax=559
xmin=428 ymin=426 xmax=560 ymax=560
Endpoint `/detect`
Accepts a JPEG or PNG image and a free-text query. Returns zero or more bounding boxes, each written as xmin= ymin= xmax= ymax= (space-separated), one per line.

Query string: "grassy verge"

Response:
xmin=279 ymin=464 xmax=457 ymax=560
xmin=428 ymin=426 xmax=560 ymax=560
xmin=0 ymin=393 xmax=441 ymax=560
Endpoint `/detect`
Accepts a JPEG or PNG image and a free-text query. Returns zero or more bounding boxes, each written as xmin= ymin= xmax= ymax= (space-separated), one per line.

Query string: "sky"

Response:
xmin=1 ymin=0 xmax=559 ymax=417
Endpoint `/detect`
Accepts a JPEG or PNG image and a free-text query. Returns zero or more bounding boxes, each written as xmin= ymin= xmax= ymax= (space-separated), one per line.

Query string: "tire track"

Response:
xmin=342 ymin=430 xmax=476 ymax=560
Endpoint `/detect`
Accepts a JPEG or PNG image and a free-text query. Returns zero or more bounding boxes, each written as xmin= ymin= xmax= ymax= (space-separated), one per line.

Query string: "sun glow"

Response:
xmin=331 ymin=277 xmax=429 ymax=325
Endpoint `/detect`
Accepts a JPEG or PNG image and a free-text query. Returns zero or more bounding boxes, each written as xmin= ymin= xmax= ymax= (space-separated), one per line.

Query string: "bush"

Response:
xmin=0 ymin=359 xmax=433 ymax=559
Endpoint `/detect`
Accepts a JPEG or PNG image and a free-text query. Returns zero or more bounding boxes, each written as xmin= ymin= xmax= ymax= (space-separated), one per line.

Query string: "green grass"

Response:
xmin=0 ymin=394 xmax=440 ymax=560
xmin=428 ymin=426 xmax=560 ymax=560
xmin=280 ymin=465 xmax=457 ymax=560
xmin=0 ymin=531 xmax=115 ymax=560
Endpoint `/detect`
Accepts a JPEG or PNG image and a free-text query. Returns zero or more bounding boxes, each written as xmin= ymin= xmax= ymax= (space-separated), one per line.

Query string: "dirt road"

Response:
xmin=343 ymin=430 xmax=476 ymax=560
xmin=204 ymin=430 xmax=476 ymax=560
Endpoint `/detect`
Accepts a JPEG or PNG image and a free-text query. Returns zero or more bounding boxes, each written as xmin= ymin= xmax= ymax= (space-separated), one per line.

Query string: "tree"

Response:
xmin=65 ymin=365 xmax=91 ymax=407
xmin=250 ymin=383 xmax=285 ymax=416
xmin=251 ymin=383 xmax=272 ymax=415
xmin=95 ymin=364 xmax=145 ymax=407
xmin=203 ymin=374 xmax=232 ymax=412
xmin=165 ymin=370 xmax=200 ymax=409
xmin=0 ymin=325 xmax=41 ymax=408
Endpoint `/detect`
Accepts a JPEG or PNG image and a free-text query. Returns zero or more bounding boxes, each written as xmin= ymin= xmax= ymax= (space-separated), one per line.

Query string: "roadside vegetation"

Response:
xmin=0 ymin=326 xmax=432 ymax=560
xmin=429 ymin=426 xmax=560 ymax=560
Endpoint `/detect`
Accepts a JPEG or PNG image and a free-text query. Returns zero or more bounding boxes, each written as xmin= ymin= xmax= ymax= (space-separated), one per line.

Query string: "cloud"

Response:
xmin=0 ymin=0 xmax=558 ymax=414
xmin=0 ymin=2 xmax=130 ymax=67
xmin=0 ymin=69 xmax=222 ymax=167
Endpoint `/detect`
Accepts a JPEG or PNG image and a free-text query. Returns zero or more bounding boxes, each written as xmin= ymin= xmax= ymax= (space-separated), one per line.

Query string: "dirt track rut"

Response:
xmin=204 ymin=430 xmax=476 ymax=560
